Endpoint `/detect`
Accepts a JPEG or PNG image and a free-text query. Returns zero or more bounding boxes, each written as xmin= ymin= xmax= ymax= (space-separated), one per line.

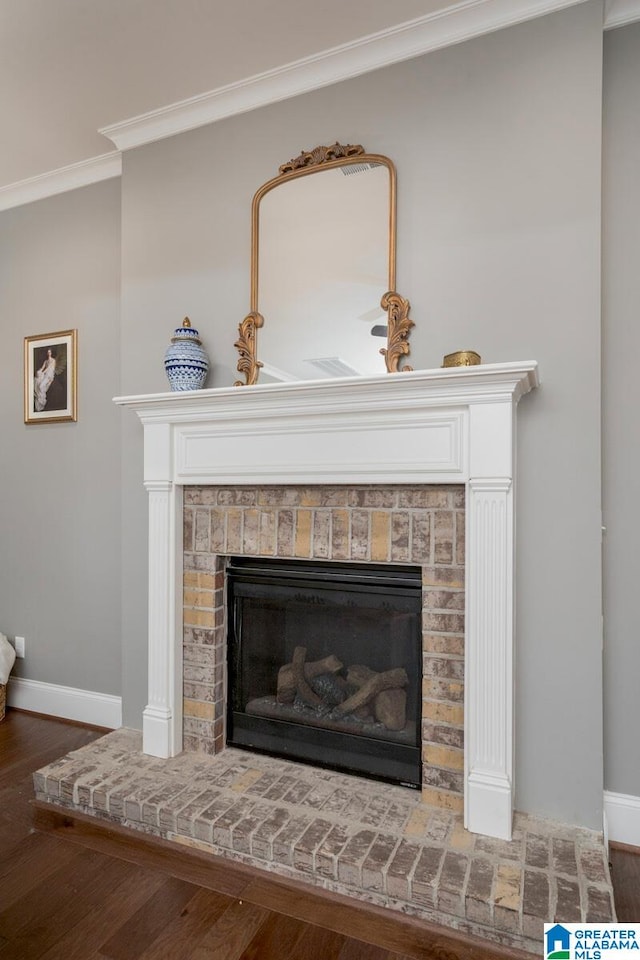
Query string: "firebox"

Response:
xmin=226 ymin=557 xmax=422 ymax=788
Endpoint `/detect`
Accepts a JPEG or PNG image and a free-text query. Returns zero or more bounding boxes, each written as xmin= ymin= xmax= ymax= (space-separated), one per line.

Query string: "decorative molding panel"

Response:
xmin=604 ymin=0 xmax=640 ymax=28
xmin=0 ymin=152 xmax=121 ymax=213
xmin=175 ymin=412 xmax=466 ymax=485
xmin=115 ymin=362 xmax=539 ymax=839
xmin=604 ymin=790 xmax=640 ymax=847
xmin=7 ymin=677 xmax=122 ymax=729
xmin=99 ymin=0 xmax=590 ymax=153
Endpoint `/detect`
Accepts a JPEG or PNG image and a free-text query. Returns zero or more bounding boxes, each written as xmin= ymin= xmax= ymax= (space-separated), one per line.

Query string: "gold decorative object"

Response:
xmin=279 ymin=142 xmax=365 ymax=175
xmin=235 ymin=142 xmax=414 ymax=385
xmin=380 ymin=291 xmax=413 ymax=373
xmin=234 ymin=312 xmax=264 ymax=386
xmin=442 ymin=350 xmax=482 ymax=368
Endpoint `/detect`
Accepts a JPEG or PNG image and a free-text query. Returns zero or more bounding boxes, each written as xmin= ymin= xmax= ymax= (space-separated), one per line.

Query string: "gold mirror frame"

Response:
xmin=234 ymin=142 xmax=413 ymax=386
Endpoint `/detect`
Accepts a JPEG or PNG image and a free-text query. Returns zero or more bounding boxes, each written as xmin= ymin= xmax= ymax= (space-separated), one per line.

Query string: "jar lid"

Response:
xmin=171 ymin=317 xmax=202 ymax=344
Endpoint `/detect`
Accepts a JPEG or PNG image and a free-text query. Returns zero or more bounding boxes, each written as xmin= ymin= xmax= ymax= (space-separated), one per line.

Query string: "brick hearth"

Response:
xmin=34 ymin=728 xmax=615 ymax=956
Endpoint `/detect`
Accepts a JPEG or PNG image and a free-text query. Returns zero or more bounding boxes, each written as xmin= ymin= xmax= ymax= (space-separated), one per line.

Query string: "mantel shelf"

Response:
xmin=114 ymin=361 xmax=539 ymax=421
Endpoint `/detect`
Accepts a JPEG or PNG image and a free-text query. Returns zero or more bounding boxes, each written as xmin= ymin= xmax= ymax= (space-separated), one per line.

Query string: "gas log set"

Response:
xmin=275 ymin=647 xmax=409 ymax=732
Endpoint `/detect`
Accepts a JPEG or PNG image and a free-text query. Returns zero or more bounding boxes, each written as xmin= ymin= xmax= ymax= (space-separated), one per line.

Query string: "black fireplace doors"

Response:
xmin=226 ymin=558 xmax=422 ymax=788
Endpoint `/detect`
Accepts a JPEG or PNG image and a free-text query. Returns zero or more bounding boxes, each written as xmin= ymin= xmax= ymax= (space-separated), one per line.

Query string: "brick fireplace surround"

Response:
xmin=34 ymin=364 xmax=617 ymax=952
xmin=182 ymin=483 xmax=466 ymax=812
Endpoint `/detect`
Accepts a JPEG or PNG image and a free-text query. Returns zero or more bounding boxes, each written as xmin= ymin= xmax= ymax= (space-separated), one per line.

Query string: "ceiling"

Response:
xmin=0 ymin=0 xmax=636 ymax=197
xmin=1 ymin=0 xmax=455 ymax=190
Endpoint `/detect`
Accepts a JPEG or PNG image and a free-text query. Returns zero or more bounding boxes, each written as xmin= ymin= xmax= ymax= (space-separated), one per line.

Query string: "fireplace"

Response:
xmin=226 ymin=557 xmax=423 ymax=787
xmin=115 ymin=361 xmax=539 ymax=839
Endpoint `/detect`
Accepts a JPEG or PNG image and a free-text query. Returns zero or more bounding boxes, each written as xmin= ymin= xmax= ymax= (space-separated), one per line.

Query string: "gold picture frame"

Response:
xmin=24 ymin=329 xmax=77 ymax=424
xmin=235 ymin=142 xmax=413 ymax=386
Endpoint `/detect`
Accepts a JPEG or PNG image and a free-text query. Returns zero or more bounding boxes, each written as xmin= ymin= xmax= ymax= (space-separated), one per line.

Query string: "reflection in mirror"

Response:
xmin=259 ymin=162 xmax=388 ymax=381
xmin=235 ymin=144 xmax=413 ymax=386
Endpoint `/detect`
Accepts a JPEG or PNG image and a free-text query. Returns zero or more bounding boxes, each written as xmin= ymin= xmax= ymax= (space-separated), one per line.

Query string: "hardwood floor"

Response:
xmin=0 ymin=710 xmax=636 ymax=959
xmin=609 ymin=843 xmax=640 ymax=922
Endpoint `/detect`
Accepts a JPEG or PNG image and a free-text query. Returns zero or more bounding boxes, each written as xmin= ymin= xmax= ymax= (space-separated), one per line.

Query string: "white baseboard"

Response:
xmin=7 ymin=677 xmax=122 ymax=730
xmin=604 ymin=790 xmax=640 ymax=848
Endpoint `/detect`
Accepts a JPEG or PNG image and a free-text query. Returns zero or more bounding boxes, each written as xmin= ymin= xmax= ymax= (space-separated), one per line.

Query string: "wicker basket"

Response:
xmin=0 ymin=683 xmax=6 ymax=722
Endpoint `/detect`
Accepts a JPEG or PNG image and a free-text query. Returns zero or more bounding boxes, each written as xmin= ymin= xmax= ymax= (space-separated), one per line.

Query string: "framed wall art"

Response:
xmin=24 ymin=329 xmax=77 ymax=424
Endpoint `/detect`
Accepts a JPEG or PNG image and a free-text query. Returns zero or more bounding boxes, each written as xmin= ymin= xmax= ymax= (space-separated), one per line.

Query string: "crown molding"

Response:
xmin=100 ymin=0 xmax=589 ymax=153
xmin=0 ymin=151 xmax=121 ymax=213
xmin=3 ymin=0 xmax=635 ymax=212
xmin=604 ymin=0 xmax=640 ymax=28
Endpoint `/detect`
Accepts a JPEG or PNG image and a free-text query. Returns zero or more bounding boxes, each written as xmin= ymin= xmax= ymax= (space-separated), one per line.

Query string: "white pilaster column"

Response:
xmin=465 ymin=478 xmax=514 ymax=839
xmin=465 ymin=400 xmax=516 ymax=839
xmin=142 ymin=424 xmax=183 ymax=758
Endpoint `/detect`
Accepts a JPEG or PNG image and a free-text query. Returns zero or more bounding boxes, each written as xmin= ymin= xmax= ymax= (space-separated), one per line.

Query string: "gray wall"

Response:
xmin=0 ymin=1 xmax=611 ymax=830
xmin=602 ymin=23 xmax=640 ymax=799
xmin=120 ymin=2 xmax=605 ymax=826
xmin=0 ymin=180 xmax=122 ymax=694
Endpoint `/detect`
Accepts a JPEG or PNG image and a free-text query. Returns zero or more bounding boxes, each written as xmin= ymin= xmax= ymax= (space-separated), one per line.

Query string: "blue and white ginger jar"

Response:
xmin=164 ymin=317 xmax=209 ymax=391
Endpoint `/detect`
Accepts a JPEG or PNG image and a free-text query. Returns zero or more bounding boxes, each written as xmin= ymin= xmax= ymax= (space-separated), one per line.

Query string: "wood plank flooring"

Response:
xmin=610 ymin=843 xmax=640 ymax=923
xmin=0 ymin=710 xmax=637 ymax=959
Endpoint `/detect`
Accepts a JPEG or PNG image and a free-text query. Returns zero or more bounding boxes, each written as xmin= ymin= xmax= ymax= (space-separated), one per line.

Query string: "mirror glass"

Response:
xmin=235 ymin=145 xmax=412 ymax=385
xmin=259 ymin=161 xmax=389 ymax=381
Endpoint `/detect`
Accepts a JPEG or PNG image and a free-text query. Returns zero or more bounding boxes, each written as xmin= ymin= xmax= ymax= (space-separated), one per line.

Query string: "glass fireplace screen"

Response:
xmin=226 ymin=557 xmax=422 ymax=788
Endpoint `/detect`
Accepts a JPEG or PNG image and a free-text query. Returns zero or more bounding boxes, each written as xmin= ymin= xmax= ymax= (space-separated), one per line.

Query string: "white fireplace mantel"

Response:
xmin=115 ymin=361 xmax=539 ymax=840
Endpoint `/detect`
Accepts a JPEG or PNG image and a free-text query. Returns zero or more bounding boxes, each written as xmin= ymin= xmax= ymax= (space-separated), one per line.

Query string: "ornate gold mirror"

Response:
xmin=235 ymin=143 xmax=413 ymax=385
